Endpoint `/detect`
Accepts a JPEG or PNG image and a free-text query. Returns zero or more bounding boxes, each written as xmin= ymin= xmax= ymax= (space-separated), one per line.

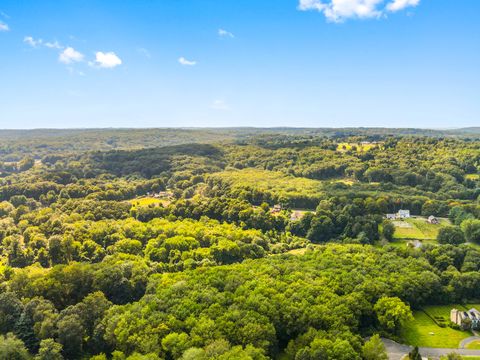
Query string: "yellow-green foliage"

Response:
xmin=466 ymin=174 xmax=480 ymax=180
xmin=210 ymin=168 xmax=323 ymax=201
xmin=129 ymin=197 xmax=167 ymax=209
xmin=336 ymin=142 xmax=377 ymax=152
xmin=466 ymin=341 xmax=480 ymax=350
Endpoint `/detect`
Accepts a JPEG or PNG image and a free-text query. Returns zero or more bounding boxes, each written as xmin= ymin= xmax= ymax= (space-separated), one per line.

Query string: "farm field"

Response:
xmin=400 ymin=305 xmax=471 ymax=348
xmin=336 ymin=142 xmax=379 ymax=152
xmin=128 ymin=197 xmax=170 ymax=208
xmin=466 ymin=174 xmax=480 ymax=180
xmin=393 ymin=217 xmax=450 ymax=240
xmin=210 ymin=168 xmax=324 ymax=207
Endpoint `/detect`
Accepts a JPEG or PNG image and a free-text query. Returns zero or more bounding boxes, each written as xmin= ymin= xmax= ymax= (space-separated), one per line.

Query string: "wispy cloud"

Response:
xmin=210 ymin=99 xmax=230 ymax=111
xmin=24 ymin=36 xmax=43 ymax=47
xmin=138 ymin=47 xmax=151 ymax=58
xmin=45 ymin=40 xmax=63 ymax=49
xmin=59 ymin=47 xmax=84 ymax=64
xmin=24 ymin=36 xmax=64 ymax=49
xmin=90 ymin=51 xmax=122 ymax=68
xmin=0 ymin=22 xmax=9 ymax=32
xmin=218 ymin=28 xmax=235 ymax=38
xmin=298 ymin=0 xmax=420 ymax=22
xmin=0 ymin=11 xmax=10 ymax=19
xmin=178 ymin=57 xmax=197 ymax=66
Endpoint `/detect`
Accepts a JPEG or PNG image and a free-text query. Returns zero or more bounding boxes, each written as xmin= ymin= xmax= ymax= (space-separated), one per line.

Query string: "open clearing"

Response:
xmin=210 ymin=168 xmax=324 ymax=207
xmin=393 ymin=217 xmax=450 ymax=240
xmin=336 ymin=142 xmax=379 ymax=152
xmin=129 ymin=197 xmax=170 ymax=208
xmin=466 ymin=174 xmax=480 ymax=180
xmin=400 ymin=305 xmax=471 ymax=348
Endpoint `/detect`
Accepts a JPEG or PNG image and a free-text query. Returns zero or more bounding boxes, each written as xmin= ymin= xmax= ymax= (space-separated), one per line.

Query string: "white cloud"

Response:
xmin=298 ymin=0 xmax=420 ymax=22
xmin=178 ymin=57 xmax=197 ymax=66
xmin=24 ymin=36 xmax=43 ymax=47
xmin=218 ymin=28 xmax=234 ymax=38
xmin=45 ymin=40 xmax=62 ymax=49
xmin=386 ymin=0 xmax=420 ymax=12
xmin=91 ymin=51 xmax=122 ymax=68
xmin=210 ymin=99 xmax=230 ymax=111
xmin=59 ymin=47 xmax=84 ymax=64
xmin=298 ymin=0 xmax=327 ymax=12
xmin=0 ymin=22 xmax=9 ymax=32
xmin=24 ymin=36 xmax=64 ymax=49
xmin=0 ymin=11 xmax=10 ymax=19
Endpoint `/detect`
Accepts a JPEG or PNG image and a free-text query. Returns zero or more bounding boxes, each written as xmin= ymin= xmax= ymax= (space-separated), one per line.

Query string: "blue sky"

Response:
xmin=0 ymin=0 xmax=479 ymax=129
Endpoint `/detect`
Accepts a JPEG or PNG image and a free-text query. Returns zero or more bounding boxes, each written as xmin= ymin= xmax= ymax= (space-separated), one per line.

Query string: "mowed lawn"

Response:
xmin=210 ymin=169 xmax=324 ymax=203
xmin=466 ymin=340 xmax=480 ymax=350
xmin=401 ymin=306 xmax=471 ymax=348
xmin=393 ymin=217 xmax=450 ymax=240
xmin=466 ymin=174 xmax=480 ymax=180
xmin=336 ymin=142 xmax=378 ymax=152
xmin=129 ymin=197 xmax=169 ymax=208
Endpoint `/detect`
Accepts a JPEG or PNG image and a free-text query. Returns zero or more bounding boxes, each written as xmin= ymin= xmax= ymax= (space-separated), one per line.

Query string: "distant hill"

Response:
xmin=449 ymin=127 xmax=480 ymax=134
xmin=0 ymin=127 xmax=479 ymax=161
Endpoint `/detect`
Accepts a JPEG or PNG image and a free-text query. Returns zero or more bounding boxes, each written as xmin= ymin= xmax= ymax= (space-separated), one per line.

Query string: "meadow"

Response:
xmin=128 ymin=197 xmax=170 ymax=208
xmin=209 ymin=168 xmax=324 ymax=207
xmin=393 ymin=217 xmax=450 ymax=240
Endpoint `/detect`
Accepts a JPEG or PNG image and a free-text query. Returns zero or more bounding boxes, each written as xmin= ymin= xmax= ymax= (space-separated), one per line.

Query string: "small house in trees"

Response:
xmin=451 ymin=308 xmax=480 ymax=330
xmin=427 ymin=215 xmax=439 ymax=224
xmin=397 ymin=210 xmax=411 ymax=219
xmin=271 ymin=204 xmax=282 ymax=213
xmin=290 ymin=210 xmax=302 ymax=221
xmin=385 ymin=210 xmax=411 ymax=220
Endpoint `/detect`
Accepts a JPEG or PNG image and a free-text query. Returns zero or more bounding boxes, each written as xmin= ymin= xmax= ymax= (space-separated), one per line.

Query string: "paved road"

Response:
xmin=382 ymin=338 xmax=480 ymax=360
xmin=382 ymin=338 xmax=411 ymax=360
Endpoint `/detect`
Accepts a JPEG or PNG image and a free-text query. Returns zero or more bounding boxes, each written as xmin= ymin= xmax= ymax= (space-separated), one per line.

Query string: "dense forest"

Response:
xmin=0 ymin=128 xmax=480 ymax=359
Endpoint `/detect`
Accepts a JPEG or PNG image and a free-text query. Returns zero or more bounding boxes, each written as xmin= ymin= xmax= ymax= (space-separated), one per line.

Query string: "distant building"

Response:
xmin=145 ymin=191 xmax=174 ymax=199
xmin=451 ymin=308 xmax=480 ymax=330
xmin=385 ymin=210 xmax=410 ymax=220
xmin=290 ymin=211 xmax=302 ymax=221
xmin=271 ymin=204 xmax=282 ymax=213
xmin=428 ymin=215 xmax=439 ymax=224
xmin=397 ymin=210 xmax=410 ymax=219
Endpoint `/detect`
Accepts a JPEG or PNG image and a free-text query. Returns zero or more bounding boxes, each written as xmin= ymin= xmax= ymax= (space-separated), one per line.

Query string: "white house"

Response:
xmin=385 ymin=210 xmax=411 ymax=220
xmin=397 ymin=210 xmax=410 ymax=219
xmin=451 ymin=308 xmax=480 ymax=330
xmin=428 ymin=215 xmax=439 ymax=224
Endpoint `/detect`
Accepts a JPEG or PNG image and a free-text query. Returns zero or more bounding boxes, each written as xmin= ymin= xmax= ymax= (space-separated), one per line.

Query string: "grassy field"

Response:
xmin=210 ymin=169 xmax=324 ymax=204
xmin=336 ymin=142 xmax=378 ymax=152
xmin=129 ymin=197 xmax=170 ymax=208
xmin=334 ymin=178 xmax=356 ymax=186
xmin=393 ymin=217 xmax=450 ymax=240
xmin=400 ymin=305 xmax=471 ymax=348
xmin=466 ymin=341 xmax=480 ymax=350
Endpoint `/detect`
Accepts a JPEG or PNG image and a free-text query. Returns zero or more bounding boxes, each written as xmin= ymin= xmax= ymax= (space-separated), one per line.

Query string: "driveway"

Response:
xmin=460 ymin=336 xmax=480 ymax=349
xmin=382 ymin=338 xmax=480 ymax=360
